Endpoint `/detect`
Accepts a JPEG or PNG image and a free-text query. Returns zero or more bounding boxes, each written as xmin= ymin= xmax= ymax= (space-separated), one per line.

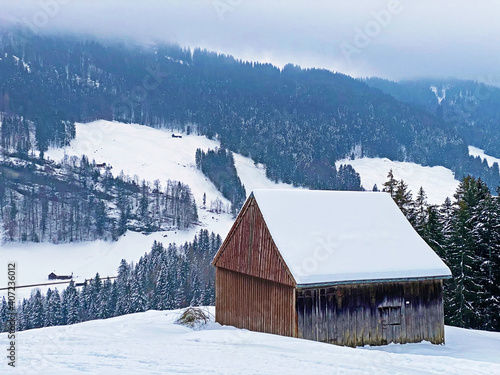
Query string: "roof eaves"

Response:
xmin=296 ymin=274 xmax=452 ymax=289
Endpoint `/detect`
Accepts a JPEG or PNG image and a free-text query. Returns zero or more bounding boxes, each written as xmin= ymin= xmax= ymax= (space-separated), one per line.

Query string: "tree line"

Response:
xmin=195 ymin=147 xmax=246 ymax=216
xmin=0 ymin=152 xmax=198 ymax=243
xmin=383 ymin=170 xmax=500 ymax=331
xmin=0 ymin=229 xmax=221 ymax=332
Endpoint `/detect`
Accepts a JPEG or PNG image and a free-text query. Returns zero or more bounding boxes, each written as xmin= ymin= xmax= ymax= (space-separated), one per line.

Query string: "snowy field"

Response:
xmin=336 ymin=157 xmax=459 ymax=205
xmin=0 ymin=218 xmax=231 ymax=301
xmin=2 ymin=308 xmax=499 ymax=374
xmin=469 ymin=146 xmax=500 ymax=169
xmin=2 ymin=120 xmax=299 ymax=300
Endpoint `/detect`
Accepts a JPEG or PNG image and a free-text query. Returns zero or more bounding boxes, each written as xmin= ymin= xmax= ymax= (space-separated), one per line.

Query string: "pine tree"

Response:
xmin=446 ymin=176 xmax=490 ymax=328
xmin=382 ymin=169 xmax=397 ymax=198
xmin=45 ymin=288 xmax=63 ymax=327
xmin=17 ymin=300 xmax=28 ymax=331
xmin=155 ymin=263 xmax=171 ymax=310
xmin=29 ymin=290 xmax=45 ymax=329
xmin=94 ymin=200 xmax=107 ymax=237
xmin=98 ymin=278 xmax=114 ymax=319
xmin=394 ymin=179 xmax=415 ymax=223
xmin=62 ymin=280 xmax=80 ymax=325
xmin=423 ymin=205 xmax=445 ymax=257
xmin=472 ymin=193 xmax=500 ymax=330
xmin=114 ymin=259 xmax=131 ymax=316
xmin=0 ymin=297 xmax=8 ymax=332
xmin=88 ymin=273 xmax=102 ymax=320
xmin=414 ymin=186 xmax=428 ymax=236
xmin=129 ymin=276 xmax=147 ymax=313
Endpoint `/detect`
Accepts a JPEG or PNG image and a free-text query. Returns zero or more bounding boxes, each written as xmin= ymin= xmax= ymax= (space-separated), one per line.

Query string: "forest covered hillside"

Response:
xmin=364 ymin=77 xmax=500 ymax=179
xmin=1 ymin=28 xmax=499 ymax=192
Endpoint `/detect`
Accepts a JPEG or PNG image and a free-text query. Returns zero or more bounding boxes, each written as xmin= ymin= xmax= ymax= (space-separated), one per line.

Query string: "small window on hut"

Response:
xmin=379 ymin=306 xmax=402 ymax=326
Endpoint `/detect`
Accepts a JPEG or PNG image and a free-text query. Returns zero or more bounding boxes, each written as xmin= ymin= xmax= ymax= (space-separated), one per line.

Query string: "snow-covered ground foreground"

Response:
xmin=336 ymin=158 xmax=459 ymax=205
xmin=4 ymin=308 xmax=499 ymax=374
xmin=469 ymin=146 xmax=500 ymax=169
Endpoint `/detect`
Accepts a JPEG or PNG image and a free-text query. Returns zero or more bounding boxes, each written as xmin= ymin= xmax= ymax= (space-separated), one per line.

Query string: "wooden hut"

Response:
xmin=48 ymin=272 xmax=72 ymax=280
xmin=212 ymin=190 xmax=452 ymax=347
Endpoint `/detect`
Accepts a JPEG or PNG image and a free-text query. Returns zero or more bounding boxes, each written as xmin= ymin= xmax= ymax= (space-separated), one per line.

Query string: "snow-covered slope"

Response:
xmin=46 ymin=120 xmax=299 ymax=205
xmin=1 ymin=120 xmax=468 ymax=299
xmin=5 ymin=308 xmax=499 ymax=374
xmin=232 ymin=153 xmax=301 ymax=193
xmin=336 ymin=158 xmax=459 ymax=205
xmin=46 ymin=120 xmax=228 ymax=206
xmin=469 ymin=146 xmax=500 ymax=169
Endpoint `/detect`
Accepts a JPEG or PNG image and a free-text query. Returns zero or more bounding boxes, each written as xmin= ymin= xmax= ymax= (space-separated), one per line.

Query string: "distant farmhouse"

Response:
xmin=212 ymin=190 xmax=452 ymax=347
xmin=48 ymin=272 xmax=73 ymax=280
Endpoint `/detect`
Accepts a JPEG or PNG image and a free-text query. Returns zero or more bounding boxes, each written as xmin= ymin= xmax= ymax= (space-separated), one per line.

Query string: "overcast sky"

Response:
xmin=1 ymin=0 xmax=499 ymax=84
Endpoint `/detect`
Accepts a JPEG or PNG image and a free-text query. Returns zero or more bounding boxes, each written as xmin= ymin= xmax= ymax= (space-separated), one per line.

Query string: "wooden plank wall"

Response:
xmin=213 ymin=197 xmax=295 ymax=287
xmin=296 ymin=279 xmax=445 ymax=347
xmin=216 ymin=267 xmax=297 ymax=337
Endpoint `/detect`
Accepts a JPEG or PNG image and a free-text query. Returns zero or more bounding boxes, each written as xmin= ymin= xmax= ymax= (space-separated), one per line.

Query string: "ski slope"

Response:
xmin=2 ymin=120 xmax=299 ymax=300
xmin=336 ymin=158 xmax=459 ymax=205
xmin=4 ymin=308 xmax=499 ymax=374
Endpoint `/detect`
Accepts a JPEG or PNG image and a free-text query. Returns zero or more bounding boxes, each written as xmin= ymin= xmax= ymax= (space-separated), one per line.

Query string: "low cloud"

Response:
xmin=0 ymin=0 xmax=499 ymax=83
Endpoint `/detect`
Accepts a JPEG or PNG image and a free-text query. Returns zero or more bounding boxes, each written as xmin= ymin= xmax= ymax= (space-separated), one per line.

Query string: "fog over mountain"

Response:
xmin=0 ymin=0 xmax=499 ymax=84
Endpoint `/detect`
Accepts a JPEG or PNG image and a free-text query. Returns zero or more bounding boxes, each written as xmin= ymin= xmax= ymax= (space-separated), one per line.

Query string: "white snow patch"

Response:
xmin=233 ymin=153 xmax=301 ymax=193
xmin=336 ymin=157 xmax=459 ymax=205
xmin=22 ymin=60 xmax=31 ymax=73
xmin=4 ymin=308 xmax=499 ymax=374
xmin=469 ymin=146 xmax=500 ymax=170
xmin=252 ymin=190 xmax=451 ymax=285
xmin=430 ymin=85 xmax=447 ymax=104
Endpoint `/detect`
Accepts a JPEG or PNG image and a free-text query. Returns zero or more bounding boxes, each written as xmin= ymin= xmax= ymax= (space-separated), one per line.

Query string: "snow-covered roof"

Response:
xmin=252 ymin=190 xmax=452 ymax=286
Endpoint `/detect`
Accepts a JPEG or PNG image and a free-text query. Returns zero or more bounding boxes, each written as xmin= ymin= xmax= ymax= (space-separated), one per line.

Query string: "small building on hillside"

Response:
xmin=212 ymin=190 xmax=452 ymax=347
xmin=48 ymin=272 xmax=73 ymax=280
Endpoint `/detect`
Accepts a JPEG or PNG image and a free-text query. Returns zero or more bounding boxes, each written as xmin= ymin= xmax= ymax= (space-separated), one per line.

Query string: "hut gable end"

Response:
xmin=212 ymin=196 xmax=295 ymax=287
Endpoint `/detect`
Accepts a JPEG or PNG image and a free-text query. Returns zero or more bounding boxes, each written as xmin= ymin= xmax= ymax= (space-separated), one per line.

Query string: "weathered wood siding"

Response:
xmin=212 ymin=196 xmax=295 ymax=287
xmin=296 ymin=279 xmax=445 ymax=347
xmin=215 ymin=267 xmax=297 ymax=337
